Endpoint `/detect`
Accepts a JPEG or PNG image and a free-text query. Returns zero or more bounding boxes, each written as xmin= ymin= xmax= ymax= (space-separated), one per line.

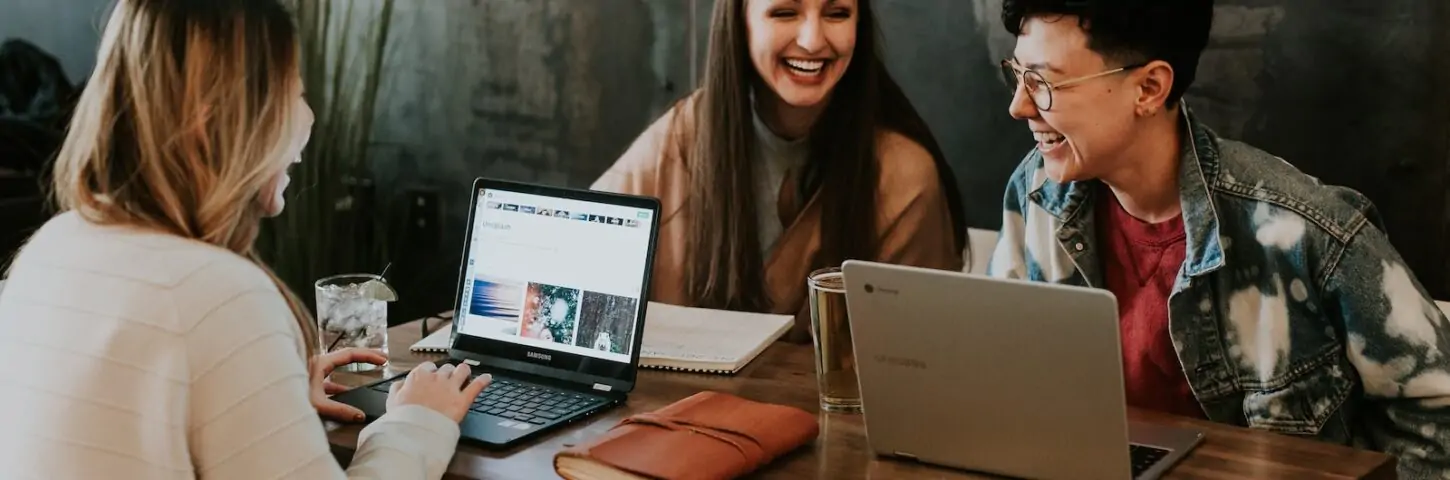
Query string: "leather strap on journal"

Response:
xmin=553 ymin=391 xmax=820 ymax=480
xmin=617 ymin=412 xmax=770 ymax=471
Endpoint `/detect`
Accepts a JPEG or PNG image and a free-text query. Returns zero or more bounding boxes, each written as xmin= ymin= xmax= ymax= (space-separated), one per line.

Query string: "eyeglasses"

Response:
xmin=1000 ymin=58 xmax=1146 ymax=112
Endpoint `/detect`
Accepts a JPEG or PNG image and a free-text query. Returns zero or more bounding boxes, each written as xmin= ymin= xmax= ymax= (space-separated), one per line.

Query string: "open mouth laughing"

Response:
xmin=784 ymin=58 xmax=829 ymax=77
xmin=1034 ymin=130 xmax=1066 ymax=153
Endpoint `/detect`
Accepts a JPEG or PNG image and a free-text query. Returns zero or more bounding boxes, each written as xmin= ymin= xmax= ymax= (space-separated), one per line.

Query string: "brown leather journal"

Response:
xmin=554 ymin=391 xmax=820 ymax=480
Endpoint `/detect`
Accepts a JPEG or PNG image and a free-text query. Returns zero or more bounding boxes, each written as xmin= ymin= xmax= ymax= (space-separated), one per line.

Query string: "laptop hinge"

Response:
xmin=592 ymin=383 xmax=613 ymax=392
xmin=462 ymin=359 xmax=481 ymax=366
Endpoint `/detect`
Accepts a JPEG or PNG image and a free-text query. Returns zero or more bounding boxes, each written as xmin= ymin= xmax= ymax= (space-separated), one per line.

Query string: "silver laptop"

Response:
xmin=840 ymin=260 xmax=1203 ymax=480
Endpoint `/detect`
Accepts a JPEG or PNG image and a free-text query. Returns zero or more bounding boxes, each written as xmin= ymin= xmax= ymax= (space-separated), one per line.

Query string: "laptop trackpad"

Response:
xmin=331 ymin=387 xmax=391 ymax=420
xmin=461 ymin=412 xmax=534 ymax=444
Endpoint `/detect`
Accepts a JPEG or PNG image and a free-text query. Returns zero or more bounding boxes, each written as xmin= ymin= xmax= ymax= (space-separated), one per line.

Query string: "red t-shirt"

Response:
xmin=1095 ymin=185 xmax=1204 ymax=419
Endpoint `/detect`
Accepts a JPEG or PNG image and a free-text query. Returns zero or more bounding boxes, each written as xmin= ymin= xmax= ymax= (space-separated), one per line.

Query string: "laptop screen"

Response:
xmin=450 ymin=182 xmax=658 ymax=387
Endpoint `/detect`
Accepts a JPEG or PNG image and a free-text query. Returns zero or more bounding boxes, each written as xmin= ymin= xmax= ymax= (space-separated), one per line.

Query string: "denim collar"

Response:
xmin=1027 ymin=103 xmax=1227 ymax=278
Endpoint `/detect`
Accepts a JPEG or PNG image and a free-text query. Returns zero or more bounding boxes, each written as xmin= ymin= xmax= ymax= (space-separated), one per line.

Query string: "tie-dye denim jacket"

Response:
xmin=987 ymin=106 xmax=1450 ymax=478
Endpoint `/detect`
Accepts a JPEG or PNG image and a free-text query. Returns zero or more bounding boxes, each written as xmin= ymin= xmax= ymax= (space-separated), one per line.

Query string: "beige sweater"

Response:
xmin=0 ymin=212 xmax=459 ymax=479
xmin=592 ymin=95 xmax=963 ymax=342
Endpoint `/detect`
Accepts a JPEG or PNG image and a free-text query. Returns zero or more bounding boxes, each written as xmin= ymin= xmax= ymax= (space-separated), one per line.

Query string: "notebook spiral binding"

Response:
xmin=409 ymin=314 xmax=455 ymax=353
xmin=639 ymin=363 xmax=736 ymax=375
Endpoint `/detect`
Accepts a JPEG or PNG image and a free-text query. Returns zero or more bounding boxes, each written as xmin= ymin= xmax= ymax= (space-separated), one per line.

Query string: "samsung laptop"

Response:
xmin=840 ymin=260 xmax=1203 ymax=480
xmin=333 ymin=178 xmax=661 ymax=448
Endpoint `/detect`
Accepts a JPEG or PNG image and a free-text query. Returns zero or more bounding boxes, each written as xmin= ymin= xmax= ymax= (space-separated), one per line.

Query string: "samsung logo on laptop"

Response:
xmin=875 ymin=354 xmax=926 ymax=370
xmin=526 ymin=351 xmax=552 ymax=362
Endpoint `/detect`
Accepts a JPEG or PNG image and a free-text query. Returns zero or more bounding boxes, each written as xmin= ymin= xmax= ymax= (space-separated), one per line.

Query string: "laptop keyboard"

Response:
xmin=368 ymin=376 xmax=607 ymax=425
xmin=1130 ymin=444 xmax=1171 ymax=477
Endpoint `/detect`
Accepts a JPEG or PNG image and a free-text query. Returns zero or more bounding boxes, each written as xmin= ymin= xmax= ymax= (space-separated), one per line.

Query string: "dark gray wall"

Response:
xmin=0 ymin=0 xmax=110 ymax=82
xmin=1233 ymin=0 xmax=1450 ymax=300
xmin=876 ymin=0 xmax=1027 ymax=229
xmin=369 ymin=0 xmax=697 ymax=319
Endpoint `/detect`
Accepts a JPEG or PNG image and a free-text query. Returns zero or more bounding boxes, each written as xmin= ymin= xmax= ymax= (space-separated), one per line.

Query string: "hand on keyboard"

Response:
xmin=388 ymin=361 xmax=493 ymax=422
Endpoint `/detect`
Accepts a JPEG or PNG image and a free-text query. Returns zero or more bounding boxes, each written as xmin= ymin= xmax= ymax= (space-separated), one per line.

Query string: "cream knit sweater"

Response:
xmin=0 ymin=212 xmax=459 ymax=479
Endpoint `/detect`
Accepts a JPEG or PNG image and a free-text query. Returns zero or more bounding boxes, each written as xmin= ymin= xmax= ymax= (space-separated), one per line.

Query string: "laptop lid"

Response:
xmin=447 ymin=178 xmax=661 ymax=394
xmin=840 ymin=260 xmax=1134 ymax=480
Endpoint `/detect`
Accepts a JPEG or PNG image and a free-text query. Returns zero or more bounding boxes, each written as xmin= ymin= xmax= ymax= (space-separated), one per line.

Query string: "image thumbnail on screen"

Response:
xmin=520 ymin=282 xmax=581 ymax=345
xmin=467 ymin=276 xmax=524 ymax=336
xmin=574 ymin=292 xmax=638 ymax=355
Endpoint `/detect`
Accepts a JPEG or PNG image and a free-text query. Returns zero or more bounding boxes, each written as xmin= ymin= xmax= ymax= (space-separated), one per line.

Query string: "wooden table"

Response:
xmin=326 ymin=320 xmax=1396 ymax=479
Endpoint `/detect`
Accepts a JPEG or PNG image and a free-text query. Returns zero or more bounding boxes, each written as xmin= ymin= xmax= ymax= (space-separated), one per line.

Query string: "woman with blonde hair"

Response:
xmin=0 ymin=1 xmax=486 ymax=478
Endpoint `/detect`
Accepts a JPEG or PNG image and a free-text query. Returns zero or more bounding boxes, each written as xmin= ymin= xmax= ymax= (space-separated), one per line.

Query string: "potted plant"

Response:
xmin=258 ymin=0 xmax=397 ymax=309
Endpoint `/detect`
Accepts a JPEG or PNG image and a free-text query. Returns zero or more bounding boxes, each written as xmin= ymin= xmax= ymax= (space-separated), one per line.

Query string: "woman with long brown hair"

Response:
xmin=594 ymin=0 xmax=965 ymax=340
xmin=0 ymin=1 xmax=485 ymax=477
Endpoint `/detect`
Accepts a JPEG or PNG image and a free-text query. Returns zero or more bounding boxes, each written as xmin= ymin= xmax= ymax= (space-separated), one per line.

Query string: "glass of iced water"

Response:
xmin=315 ymin=274 xmax=396 ymax=372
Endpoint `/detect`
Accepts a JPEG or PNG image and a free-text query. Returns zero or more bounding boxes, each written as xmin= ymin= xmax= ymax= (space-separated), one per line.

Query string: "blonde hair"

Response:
xmin=51 ymin=0 xmax=318 ymax=358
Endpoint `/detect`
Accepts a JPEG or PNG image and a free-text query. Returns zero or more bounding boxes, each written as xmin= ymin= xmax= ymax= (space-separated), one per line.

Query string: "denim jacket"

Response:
xmin=987 ymin=105 xmax=1450 ymax=478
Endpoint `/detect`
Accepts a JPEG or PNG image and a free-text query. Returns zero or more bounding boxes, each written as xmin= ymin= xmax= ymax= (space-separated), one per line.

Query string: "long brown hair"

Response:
xmin=678 ymin=0 xmax=966 ymax=311
xmin=50 ymin=0 xmax=318 ymax=357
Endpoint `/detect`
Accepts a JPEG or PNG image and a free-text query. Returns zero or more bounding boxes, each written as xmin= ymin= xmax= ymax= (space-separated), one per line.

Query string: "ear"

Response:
xmin=1134 ymin=60 xmax=1175 ymax=116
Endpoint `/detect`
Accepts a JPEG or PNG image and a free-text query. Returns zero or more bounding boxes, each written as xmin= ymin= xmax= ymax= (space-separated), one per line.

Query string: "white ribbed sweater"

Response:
xmin=0 ymin=212 xmax=459 ymax=479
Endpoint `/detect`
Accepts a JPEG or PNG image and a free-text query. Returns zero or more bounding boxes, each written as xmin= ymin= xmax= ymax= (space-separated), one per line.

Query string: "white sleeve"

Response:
xmin=185 ymin=288 xmax=460 ymax=480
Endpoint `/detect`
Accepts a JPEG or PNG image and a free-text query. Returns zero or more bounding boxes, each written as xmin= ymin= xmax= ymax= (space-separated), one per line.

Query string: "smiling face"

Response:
xmin=1008 ymin=15 xmax=1142 ymax=183
xmin=745 ymin=0 xmax=858 ymax=109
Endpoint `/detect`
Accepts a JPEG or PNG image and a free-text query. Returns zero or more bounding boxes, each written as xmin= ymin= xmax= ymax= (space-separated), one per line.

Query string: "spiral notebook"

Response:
xmin=636 ymin=302 xmax=793 ymax=375
xmin=411 ymin=303 xmax=792 ymax=374
xmin=411 ymin=326 xmax=454 ymax=353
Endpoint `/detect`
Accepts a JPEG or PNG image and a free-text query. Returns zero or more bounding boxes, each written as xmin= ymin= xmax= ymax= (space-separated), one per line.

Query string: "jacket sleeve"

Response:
xmin=1326 ymin=218 xmax=1450 ymax=479
xmin=985 ymin=153 xmax=1036 ymax=280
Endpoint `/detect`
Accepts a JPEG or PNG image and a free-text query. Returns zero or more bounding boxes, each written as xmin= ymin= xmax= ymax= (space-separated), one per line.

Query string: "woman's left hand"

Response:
xmin=310 ymin=348 xmax=388 ymax=422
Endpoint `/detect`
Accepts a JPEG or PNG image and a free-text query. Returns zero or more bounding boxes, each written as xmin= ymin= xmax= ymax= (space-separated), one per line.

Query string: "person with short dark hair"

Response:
xmin=987 ymin=1 xmax=1450 ymax=476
